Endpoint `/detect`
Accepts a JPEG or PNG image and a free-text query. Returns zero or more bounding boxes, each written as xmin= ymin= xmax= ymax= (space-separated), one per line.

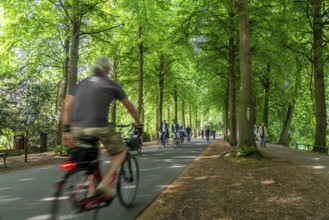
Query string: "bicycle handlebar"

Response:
xmin=116 ymin=124 xmax=133 ymax=128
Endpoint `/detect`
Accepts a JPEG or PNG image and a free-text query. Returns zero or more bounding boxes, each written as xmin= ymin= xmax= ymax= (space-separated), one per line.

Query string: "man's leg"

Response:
xmin=102 ymin=149 xmax=127 ymax=183
xmin=264 ymin=137 xmax=267 ymax=147
xmin=163 ymin=132 xmax=167 ymax=145
xmin=96 ymin=126 xmax=128 ymax=199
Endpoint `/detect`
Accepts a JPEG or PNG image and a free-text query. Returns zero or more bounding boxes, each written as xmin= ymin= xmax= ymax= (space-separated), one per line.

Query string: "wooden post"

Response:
xmin=24 ymin=130 xmax=29 ymax=163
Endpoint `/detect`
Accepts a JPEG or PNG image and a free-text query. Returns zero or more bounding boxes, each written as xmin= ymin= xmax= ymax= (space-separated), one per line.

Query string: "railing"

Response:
xmin=289 ymin=142 xmax=329 ymax=155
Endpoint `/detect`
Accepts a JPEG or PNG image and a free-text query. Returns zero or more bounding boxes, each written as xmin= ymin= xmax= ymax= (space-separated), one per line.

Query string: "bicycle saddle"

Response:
xmin=79 ymin=136 xmax=99 ymax=145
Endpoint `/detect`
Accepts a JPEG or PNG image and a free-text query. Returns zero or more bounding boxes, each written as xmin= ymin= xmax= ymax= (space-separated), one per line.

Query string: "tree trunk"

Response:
xmin=156 ymin=94 xmax=159 ymax=138
xmin=158 ymin=54 xmax=165 ymax=124
xmin=228 ymin=10 xmax=237 ymax=146
xmin=111 ymin=59 xmax=118 ymax=124
xmin=278 ymin=57 xmax=301 ymax=146
xmin=278 ymin=104 xmax=294 ymax=146
xmin=68 ymin=0 xmax=80 ymax=93
xmin=263 ymin=62 xmax=271 ymax=127
xmin=55 ymin=37 xmax=70 ymax=145
xmin=224 ymin=91 xmax=230 ymax=142
xmin=137 ymin=25 xmax=144 ymax=119
xmin=189 ymin=105 xmax=192 ymax=128
xmin=194 ymin=107 xmax=198 ymax=138
xmin=182 ymin=100 xmax=185 ymax=128
xmin=313 ymin=0 xmax=327 ymax=151
xmin=237 ymin=0 xmax=255 ymax=148
xmin=40 ymin=132 xmax=47 ymax=150
xmin=174 ymin=86 xmax=178 ymax=121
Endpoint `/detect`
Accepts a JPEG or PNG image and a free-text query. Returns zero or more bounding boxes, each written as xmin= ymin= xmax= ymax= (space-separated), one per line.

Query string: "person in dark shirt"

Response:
xmin=205 ymin=127 xmax=210 ymax=141
xmin=62 ymin=57 xmax=143 ymax=199
xmin=186 ymin=125 xmax=191 ymax=142
xmin=171 ymin=119 xmax=180 ymax=140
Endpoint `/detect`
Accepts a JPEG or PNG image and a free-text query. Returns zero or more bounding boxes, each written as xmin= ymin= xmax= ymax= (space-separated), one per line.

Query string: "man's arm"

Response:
xmin=62 ymin=95 xmax=74 ymax=126
xmin=62 ymin=95 xmax=75 ymax=147
xmin=121 ymin=98 xmax=142 ymax=125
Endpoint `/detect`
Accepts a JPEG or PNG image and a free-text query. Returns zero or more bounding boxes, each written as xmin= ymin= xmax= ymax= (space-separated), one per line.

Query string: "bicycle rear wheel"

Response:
xmin=173 ymin=139 xmax=177 ymax=148
xmin=51 ymin=168 xmax=101 ymax=220
xmin=117 ymin=154 xmax=139 ymax=207
xmin=137 ymin=141 xmax=143 ymax=153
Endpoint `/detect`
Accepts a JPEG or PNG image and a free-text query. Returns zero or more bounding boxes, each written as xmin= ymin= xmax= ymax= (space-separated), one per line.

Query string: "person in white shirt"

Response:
xmin=158 ymin=120 xmax=168 ymax=146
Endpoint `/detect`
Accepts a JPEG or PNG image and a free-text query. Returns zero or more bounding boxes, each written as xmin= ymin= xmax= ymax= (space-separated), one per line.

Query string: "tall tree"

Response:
xmin=228 ymin=2 xmax=237 ymax=146
xmin=137 ymin=25 xmax=144 ymax=120
xmin=237 ymin=0 xmax=255 ymax=148
xmin=312 ymin=0 xmax=327 ymax=151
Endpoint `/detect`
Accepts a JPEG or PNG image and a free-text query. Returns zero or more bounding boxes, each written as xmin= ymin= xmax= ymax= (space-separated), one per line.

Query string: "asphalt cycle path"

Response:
xmin=258 ymin=143 xmax=329 ymax=175
xmin=0 ymin=138 xmax=211 ymax=220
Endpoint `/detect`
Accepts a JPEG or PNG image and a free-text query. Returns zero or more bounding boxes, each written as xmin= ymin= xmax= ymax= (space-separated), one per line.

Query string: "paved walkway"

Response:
xmin=258 ymin=142 xmax=329 ymax=175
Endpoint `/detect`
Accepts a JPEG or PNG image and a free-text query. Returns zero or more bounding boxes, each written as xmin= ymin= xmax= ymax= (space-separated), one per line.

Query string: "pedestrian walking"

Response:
xmin=257 ymin=123 xmax=268 ymax=147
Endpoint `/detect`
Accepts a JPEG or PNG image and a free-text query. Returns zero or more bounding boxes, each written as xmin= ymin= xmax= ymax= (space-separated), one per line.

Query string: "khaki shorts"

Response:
xmin=72 ymin=125 xmax=127 ymax=156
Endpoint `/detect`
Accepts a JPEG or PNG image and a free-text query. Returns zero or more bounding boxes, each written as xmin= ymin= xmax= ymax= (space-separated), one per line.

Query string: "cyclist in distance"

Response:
xmin=205 ymin=127 xmax=210 ymax=141
xmin=171 ymin=119 xmax=180 ymax=140
xmin=179 ymin=125 xmax=186 ymax=143
xmin=186 ymin=125 xmax=191 ymax=142
xmin=62 ymin=56 xmax=143 ymax=199
xmin=158 ymin=120 xmax=168 ymax=146
xmin=201 ymin=129 xmax=204 ymax=139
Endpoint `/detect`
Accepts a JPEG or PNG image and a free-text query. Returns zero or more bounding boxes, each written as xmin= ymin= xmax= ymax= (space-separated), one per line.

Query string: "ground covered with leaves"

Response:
xmin=137 ymin=140 xmax=329 ymax=220
xmin=1 ymin=140 xmax=329 ymax=219
xmin=0 ymin=152 xmax=66 ymax=174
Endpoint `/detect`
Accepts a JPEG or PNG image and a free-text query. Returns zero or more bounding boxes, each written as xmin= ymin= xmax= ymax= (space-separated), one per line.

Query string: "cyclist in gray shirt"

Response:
xmin=62 ymin=57 xmax=143 ymax=199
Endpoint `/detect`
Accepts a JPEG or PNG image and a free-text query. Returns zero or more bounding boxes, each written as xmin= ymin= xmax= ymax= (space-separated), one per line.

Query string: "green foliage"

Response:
xmin=237 ymin=146 xmax=260 ymax=157
xmin=0 ymin=0 xmax=328 ymax=149
xmin=52 ymin=145 xmax=68 ymax=156
xmin=3 ymin=149 xmax=22 ymax=157
xmin=142 ymin=132 xmax=151 ymax=142
xmin=28 ymin=147 xmax=47 ymax=154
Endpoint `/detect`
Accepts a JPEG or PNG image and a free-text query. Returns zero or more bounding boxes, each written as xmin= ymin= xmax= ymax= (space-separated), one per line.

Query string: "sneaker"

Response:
xmin=96 ymin=181 xmax=117 ymax=199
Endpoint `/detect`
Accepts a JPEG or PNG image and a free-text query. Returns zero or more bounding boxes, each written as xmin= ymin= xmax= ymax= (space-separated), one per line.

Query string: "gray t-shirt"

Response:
xmin=70 ymin=75 xmax=127 ymax=127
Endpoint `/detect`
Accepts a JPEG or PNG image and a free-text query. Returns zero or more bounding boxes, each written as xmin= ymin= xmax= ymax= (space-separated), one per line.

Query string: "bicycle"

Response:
xmin=157 ymin=132 xmax=167 ymax=148
xmin=186 ymin=133 xmax=191 ymax=142
xmin=173 ymin=133 xmax=181 ymax=149
xmin=50 ymin=124 xmax=142 ymax=220
xmin=206 ymin=134 xmax=210 ymax=142
xmin=120 ymin=124 xmax=143 ymax=153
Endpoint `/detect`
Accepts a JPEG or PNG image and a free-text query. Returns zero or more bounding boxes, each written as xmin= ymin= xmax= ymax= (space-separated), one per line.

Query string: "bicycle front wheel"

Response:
xmin=157 ymin=138 xmax=161 ymax=148
xmin=50 ymin=168 xmax=100 ymax=220
xmin=117 ymin=155 xmax=139 ymax=207
xmin=173 ymin=139 xmax=177 ymax=148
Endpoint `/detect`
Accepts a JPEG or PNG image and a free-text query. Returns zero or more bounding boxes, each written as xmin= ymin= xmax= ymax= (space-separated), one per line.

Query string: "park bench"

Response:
xmin=0 ymin=152 xmax=7 ymax=168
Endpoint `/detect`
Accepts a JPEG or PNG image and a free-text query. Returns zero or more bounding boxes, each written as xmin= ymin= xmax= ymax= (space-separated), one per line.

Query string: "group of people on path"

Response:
xmin=200 ymin=128 xmax=216 ymax=141
xmin=158 ymin=119 xmax=192 ymax=146
xmin=254 ymin=123 xmax=268 ymax=147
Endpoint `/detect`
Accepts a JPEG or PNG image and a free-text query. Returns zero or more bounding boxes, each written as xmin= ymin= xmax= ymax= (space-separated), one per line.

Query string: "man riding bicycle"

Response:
xmin=158 ymin=120 xmax=168 ymax=146
xmin=186 ymin=125 xmax=191 ymax=142
xmin=171 ymin=119 xmax=180 ymax=141
xmin=62 ymin=57 xmax=143 ymax=199
xmin=205 ymin=127 xmax=210 ymax=141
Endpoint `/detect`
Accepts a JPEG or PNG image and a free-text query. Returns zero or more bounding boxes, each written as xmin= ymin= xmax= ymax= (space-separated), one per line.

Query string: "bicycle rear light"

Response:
xmin=58 ymin=161 xmax=77 ymax=170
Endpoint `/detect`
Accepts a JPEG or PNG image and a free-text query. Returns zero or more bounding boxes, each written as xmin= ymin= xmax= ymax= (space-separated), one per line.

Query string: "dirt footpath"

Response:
xmin=137 ymin=140 xmax=329 ymax=220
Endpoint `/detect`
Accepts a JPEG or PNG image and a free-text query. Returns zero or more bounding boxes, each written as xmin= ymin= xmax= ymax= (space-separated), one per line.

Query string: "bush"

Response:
xmin=237 ymin=146 xmax=259 ymax=157
xmin=52 ymin=145 xmax=69 ymax=156
xmin=142 ymin=132 xmax=151 ymax=142
xmin=5 ymin=149 xmax=23 ymax=157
